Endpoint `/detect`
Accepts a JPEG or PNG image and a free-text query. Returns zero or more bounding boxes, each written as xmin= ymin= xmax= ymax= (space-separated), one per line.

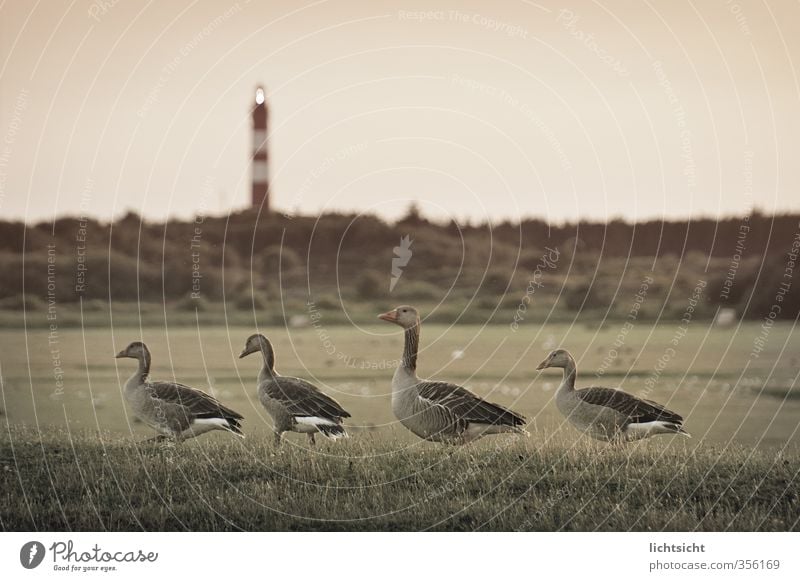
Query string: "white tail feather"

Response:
xmin=295 ymin=416 xmax=347 ymax=439
xmin=296 ymin=416 xmax=337 ymax=427
xmin=625 ymin=421 xmax=689 ymax=440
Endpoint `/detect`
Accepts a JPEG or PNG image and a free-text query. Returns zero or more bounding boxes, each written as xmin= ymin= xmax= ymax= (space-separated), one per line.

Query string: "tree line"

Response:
xmin=0 ymin=207 xmax=797 ymax=320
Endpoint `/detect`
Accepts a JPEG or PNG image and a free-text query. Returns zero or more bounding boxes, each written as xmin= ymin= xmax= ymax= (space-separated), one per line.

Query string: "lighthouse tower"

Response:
xmin=251 ymin=86 xmax=269 ymax=210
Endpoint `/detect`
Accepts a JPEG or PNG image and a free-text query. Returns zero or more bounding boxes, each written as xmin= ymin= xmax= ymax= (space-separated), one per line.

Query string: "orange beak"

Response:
xmin=378 ymin=310 xmax=398 ymax=323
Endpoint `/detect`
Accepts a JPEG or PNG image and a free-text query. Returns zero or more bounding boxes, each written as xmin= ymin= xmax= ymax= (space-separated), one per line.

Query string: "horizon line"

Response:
xmin=4 ymin=205 xmax=798 ymax=228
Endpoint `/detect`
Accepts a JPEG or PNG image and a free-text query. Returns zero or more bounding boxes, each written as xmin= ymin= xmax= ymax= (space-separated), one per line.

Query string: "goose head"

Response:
xmin=536 ymin=348 xmax=573 ymax=370
xmin=115 ymin=341 xmax=149 ymax=360
xmin=378 ymin=305 xmax=419 ymax=329
xmin=239 ymin=333 xmax=268 ymax=358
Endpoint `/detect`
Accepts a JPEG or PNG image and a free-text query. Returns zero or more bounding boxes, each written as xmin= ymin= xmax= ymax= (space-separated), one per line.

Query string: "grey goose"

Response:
xmin=536 ymin=349 xmax=690 ymax=442
xmin=115 ymin=341 xmax=244 ymax=441
xmin=239 ymin=333 xmax=350 ymax=445
xmin=379 ymin=305 xmax=527 ymax=444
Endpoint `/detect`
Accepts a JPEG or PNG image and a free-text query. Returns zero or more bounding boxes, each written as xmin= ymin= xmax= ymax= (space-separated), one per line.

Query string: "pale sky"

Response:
xmin=1 ymin=0 xmax=798 ymax=224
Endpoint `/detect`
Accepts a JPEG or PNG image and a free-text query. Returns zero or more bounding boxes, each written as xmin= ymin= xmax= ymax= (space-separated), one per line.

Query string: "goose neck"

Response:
xmin=402 ymin=324 xmax=420 ymax=372
xmin=138 ymin=349 xmax=151 ymax=379
xmin=128 ymin=349 xmax=151 ymax=386
xmin=560 ymin=357 xmax=577 ymax=392
xmin=259 ymin=339 xmax=276 ymax=381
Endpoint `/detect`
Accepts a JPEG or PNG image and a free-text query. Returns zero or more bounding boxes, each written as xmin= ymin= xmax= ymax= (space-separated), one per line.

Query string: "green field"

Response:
xmin=1 ymin=322 xmax=799 ymax=530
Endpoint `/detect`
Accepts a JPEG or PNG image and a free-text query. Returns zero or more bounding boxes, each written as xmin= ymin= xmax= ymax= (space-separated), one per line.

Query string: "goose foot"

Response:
xmin=307 ymin=433 xmax=316 ymax=447
xmin=141 ymin=435 xmax=169 ymax=444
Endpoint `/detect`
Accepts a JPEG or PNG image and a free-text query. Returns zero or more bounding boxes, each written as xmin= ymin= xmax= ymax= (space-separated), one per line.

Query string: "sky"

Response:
xmin=1 ymin=0 xmax=798 ymax=224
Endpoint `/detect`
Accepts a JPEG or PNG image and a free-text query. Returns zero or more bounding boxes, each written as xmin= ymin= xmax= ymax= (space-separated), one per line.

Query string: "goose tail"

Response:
xmin=224 ymin=418 xmax=245 ymax=438
xmin=625 ymin=420 xmax=690 ymax=440
xmin=515 ymin=425 xmax=531 ymax=437
xmin=662 ymin=421 xmax=691 ymax=438
xmin=316 ymin=423 xmax=348 ymax=440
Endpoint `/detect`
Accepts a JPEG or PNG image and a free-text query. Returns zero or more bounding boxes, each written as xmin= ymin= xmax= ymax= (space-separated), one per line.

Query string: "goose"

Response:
xmin=115 ymin=341 xmax=244 ymax=441
xmin=379 ymin=305 xmax=527 ymax=444
xmin=536 ymin=349 xmax=690 ymax=442
xmin=239 ymin=333 xmax=350 ymax=445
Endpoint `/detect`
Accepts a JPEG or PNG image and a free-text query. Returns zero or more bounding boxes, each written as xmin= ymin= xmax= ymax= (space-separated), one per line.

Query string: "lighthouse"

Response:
xmin=251 ymin=86 xmax=269 ymax=210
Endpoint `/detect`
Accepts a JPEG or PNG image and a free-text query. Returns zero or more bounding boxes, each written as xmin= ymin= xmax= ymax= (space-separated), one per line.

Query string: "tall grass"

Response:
xmin=2 ymin=426 xmax=797 ymax=531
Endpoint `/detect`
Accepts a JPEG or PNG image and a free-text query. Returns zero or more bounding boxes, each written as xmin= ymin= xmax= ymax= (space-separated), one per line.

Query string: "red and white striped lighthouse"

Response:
xmin=251 ymin=86 xmax=269 ymax=210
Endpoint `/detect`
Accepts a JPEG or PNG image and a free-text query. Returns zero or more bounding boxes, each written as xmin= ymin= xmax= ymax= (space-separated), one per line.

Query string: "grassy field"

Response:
xmin=2 ymin=427 xmax=798 ymax=531
xmin=1 ymin=322 xmax=799 ymax=530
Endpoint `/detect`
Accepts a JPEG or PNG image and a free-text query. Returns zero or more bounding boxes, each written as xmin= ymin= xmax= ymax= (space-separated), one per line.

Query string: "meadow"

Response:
xmin=1 ymin=321 xmax=799 ymax=531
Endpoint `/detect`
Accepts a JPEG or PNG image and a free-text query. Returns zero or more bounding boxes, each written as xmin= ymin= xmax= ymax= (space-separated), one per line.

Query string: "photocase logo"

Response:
xmin=390 ymin=235 xmax=413 ymax=292
xmin=20 ymin=541 xmax=45 ymax=569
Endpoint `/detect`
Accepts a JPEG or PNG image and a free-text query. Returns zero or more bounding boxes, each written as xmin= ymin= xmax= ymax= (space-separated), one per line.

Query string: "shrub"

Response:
xmin=391 ymin=281 xmax=441 ymax=301
xmin=564 ymin=281 xmax=609 ymax=312
xmin=259 ymin=246 xmax=301 ymax=274
xmin=233 ymin=291 xmax=269 ymax=311
xmin=80 ymin=299 xmax=108 ymax=312
xmin=0 ymin=294 xmax=44 ymax=311
xmin=314 ymin=294 xmax=339 ymax=309
xmin=356 ymin=271 xmax=385 ymax=300
xmin=175 ymin=295 xmax=210 ymax=312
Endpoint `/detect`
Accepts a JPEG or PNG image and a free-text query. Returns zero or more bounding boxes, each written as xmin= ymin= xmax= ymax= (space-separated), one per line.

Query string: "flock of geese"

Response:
xmin=116 ymin=305 xmax=690 ymax=446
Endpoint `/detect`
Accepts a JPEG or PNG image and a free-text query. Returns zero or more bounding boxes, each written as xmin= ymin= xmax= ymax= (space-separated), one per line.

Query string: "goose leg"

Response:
xmin=307 ymin=433 xmax=316 ymax=447
xmin=273 ymin=430 xmax=282 ymax=447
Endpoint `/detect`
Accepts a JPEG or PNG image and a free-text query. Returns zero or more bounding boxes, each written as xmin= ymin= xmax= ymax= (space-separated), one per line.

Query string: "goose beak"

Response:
xmin=238 ymin=349 xmax=249 ymax=359
xmin=378 ymin=310 xmax=397 ymax=323
xmin=114 ymin=350 xmax=126 ymax=359
xmin=536 ymin=359 xmax=548 ymax=371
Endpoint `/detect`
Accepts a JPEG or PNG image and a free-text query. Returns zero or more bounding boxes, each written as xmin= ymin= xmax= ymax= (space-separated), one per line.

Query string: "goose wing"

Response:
xmin=148 ymin=381 xmax=244 ymax=421
xmin=576 ymin=387 xmax=683 ymax=424
xmin=264 ymin=377 xmax=351 ymax=421
xmin=417 ymin=381 xmax=526 ymax=426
